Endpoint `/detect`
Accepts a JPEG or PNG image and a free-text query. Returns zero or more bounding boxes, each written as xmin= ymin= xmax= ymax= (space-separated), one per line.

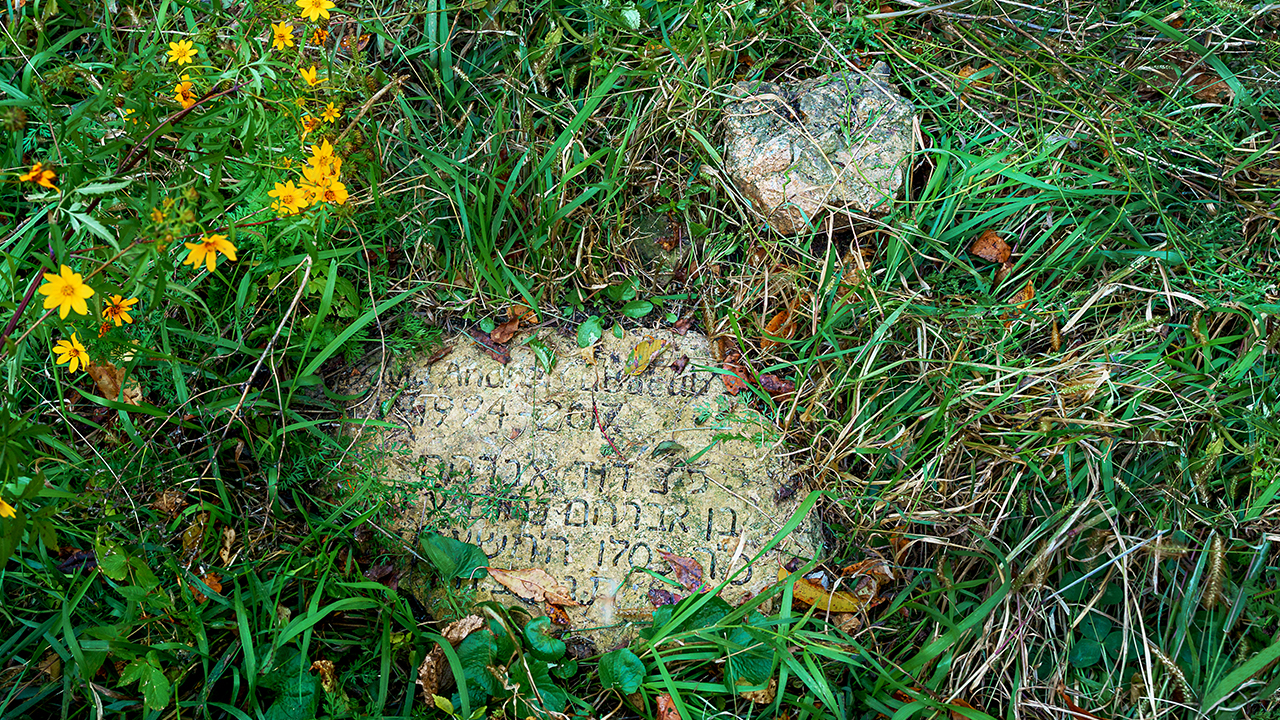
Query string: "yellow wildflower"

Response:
xmin=302 ymin=163 xmax=335 ymax=188
xmin=320 ymin=102 xmax=341 ymax=122
xmin=37 ymin=265 xmax=95 ymax=319
xmin=167 ymin=39 xmax=198 ymax=65
xmin=53 ymin=334 xmax=89 ymax=373
xmin=318 ymin=180 xmax=348 ymax=205
xmin=297 ymin=0 xmax=336 ymax=22
xmin=268 ymin=181 xmax=308 ymax=214
xmin=0 ymin=498 xmax=14 ymax=519
xmin=300 ymin=115 xmax=321 ymax=140
xmin=19 ymin=162 xmax=58 ymax=191
xmin=174 ymin=74 xmax=196 ymax=109
xmin=299 ymin=65 xmax=322 ymax=87
xmin=150 ymin=207 xmax=166 ymax=223
xmin=103 ymin=295 xmax=139 ymax=326
xmin=183 ymin=234 xmax=238 ymax=273
xmin=298 ymin=181 xmax=320 ymax=205
xmin=312 ymin=28 xmax=329 ymax=45
xmin=271 ymin=22 xmax=295 ymax=50
xmin=308 ymin=139 xmax=335 ymax=165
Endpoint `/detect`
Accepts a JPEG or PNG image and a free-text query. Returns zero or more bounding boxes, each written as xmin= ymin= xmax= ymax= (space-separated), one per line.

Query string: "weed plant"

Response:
xmin=2 ymin=0 xmax=1280 ymax=717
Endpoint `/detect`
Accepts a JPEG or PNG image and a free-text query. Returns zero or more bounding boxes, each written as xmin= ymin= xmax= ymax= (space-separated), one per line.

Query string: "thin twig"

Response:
xmin=334 ymin=76 xmax=403 ymax=148
xmin=220 ymin=255 xmax=314 ymax=441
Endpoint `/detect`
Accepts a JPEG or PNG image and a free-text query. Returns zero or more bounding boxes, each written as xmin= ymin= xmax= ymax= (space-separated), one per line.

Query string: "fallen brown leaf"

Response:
xmin=510 ymin=304 xmax=539 ymax=323
xmin=970 ymin=229 xmax=1011 ymax=264
xmin=441 ymin=615 xmax=486 ymax=645
xmin=670 ymin=355 xmax=689 ymax=374
xmin=488 ymin=567 xmax=581 ymax=606
xmin=218 ymin=527 xmax=236 ymax=566
xmin=468 ymin=329 xmax=511 ymax=364
xmin=722 ymin=365 xmax=749 ymax=395
xmin=547 ymin=604 xmax=571 ymax=625
xmin=364 ymin=563 xmax=403 ymax=591
xmin=658 ymin=550 xmax=704 ymax=591
xmin=424 ymin=345 xmax=452 ymax=366
xmin=490 ymin=317 xmax=520 ymax=345
xmin=761 ymin=309 xmax=793 ymax=349
xmin=673 ymin=315 xmax=694 ymax=335
xmin=151 ymin=490 xmax=187 ymax=516
xmin=648 ymin=587 xmax=682 ymax=607
xmin=738 ymin=677 xmax=778 ymax=705
xmin=657 ymin=693 xmax=682 ymax=720
xmin=757 ymin=374 xmax=795 ymax=397
xmin=86 ymin=361 xmax=143 ymax=405
xmin=311 ymin=660 xmax=339 ymax=692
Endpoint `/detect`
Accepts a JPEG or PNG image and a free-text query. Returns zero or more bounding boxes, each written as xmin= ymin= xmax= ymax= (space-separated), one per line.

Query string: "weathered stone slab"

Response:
xmin=343 ymin=328 xmax=814 ymax=641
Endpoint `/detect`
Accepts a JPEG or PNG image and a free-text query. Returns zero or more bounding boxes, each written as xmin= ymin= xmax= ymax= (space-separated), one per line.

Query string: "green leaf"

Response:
xmin=726 ymin=623 xmax=773 ymax=687
xmin=550 ymin=659 xmax=578 ymax=679
xmin=651 ymin=441 xmax=686 ymax=458
xmin=1102 ymin=630 xmax=1126 ymax=659
xmin=119 ymin=654 xmax=171 ymax=711
xmin=420 ymin=533 xmax=489 ymax=581
xmin=511 ymin=659 xmax=568 ymax=717
xmin=458 ymin=629 xmax=502 ymax=700
xmin=598 ymin=648 xmax=645 ymax=694
xmin=74 ymin=179 xmax=132 ymax=195
xmin=480 ymin=317 xmax=495 ymax=333
xmin=612 ymin=323 xmax=624 ymax=338
xmin=524 ymin=337 xmax=557 ymax=374
xmin=577 ymin=316 xmax=602 ymax=348
xmin=433 ymin=694 xmax=455 ymax=715
xmin=1077 ymin=614 xmax=1112 ymax=642
xmin=620 ymin=300 xmax=653 ymax=318
xmin=523 ymin=616 xmax=566 ymax=661
xmin=1202 ymin=636 xmax=1280 ymax=712
xmin=97 ymin=546 xmax=129 ymax=581
xmin=1068 ymin=638 xmax=1103 ymax=668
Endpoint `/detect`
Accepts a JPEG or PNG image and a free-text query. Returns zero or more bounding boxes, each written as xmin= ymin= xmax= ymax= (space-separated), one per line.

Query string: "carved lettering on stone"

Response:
xmin=344 ymin=329 xmax=813 ymax=640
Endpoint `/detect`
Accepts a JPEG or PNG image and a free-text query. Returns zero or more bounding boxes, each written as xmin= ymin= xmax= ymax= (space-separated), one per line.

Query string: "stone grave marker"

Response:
xmin=343 ymin=328 xmax=814 ymax=641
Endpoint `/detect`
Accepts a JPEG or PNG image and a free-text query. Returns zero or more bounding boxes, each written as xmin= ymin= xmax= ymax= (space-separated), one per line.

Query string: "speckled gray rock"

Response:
xmin=722 ymin=65 xmax=915 ymax=234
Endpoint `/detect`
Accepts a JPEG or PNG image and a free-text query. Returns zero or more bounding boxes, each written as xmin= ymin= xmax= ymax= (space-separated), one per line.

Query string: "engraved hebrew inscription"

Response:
xmin=344 ymin=329 xmax=812 ymax=636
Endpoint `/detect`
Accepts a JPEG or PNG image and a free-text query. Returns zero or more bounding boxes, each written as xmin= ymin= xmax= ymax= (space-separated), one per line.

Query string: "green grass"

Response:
xmin=3 ymin=0 xmax=1280 ymax=717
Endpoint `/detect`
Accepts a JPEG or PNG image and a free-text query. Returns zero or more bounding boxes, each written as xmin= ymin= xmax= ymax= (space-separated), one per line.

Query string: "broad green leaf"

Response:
xmin=511 ymin=659 xmax=568 ymax=717
xmin=598 ymin=648 xmax=645 ymax=694
xmin=420 ymin=533 xmax=489 ymax=581
xmin=1068 ymin=638 xmax=1102 ymax=668
xmin=523 ymin=616 xmax=566 ymax=661
xmin=620 ymin=300 xmax=653 ymax=318
xmin=576 ymin=316 xmax=602 ymax=348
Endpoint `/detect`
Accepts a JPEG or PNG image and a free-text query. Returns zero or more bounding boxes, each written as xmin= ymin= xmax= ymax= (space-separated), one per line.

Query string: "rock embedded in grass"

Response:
xmin=722 ymin=63 xmax=915 ymax=234
xmin=342 ymin=328 xmax=815 ymax=645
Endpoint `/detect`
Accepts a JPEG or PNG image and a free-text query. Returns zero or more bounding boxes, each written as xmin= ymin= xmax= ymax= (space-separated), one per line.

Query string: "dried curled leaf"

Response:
xmin=758 ymin=373 xmax=795 ymax=397
xmin=625 ymin=336 xmax=669 ymax=376
xmin=1010 ymin=280 xmax=1035 ymax=308
xmin=490 ymin=317 xmax=520 ymax=345
xmin=488 ymin=567 xmax=581 ymax=606
xmin=761 ymin=309 xmax=794 ymax=349
xmin=468 ymin=328 xmax=511 ymax=364
xmin=970 ymin=229 xmax=1011 ymax=264
xmin=722 ymin=365 xmax=749 ymax=395
xmin=547 ymin=604 xmax=571 ymax=625
xmin=657 ymin=693 xmax=682 ymax=720
xmin=86 ymin=361 xmax=143 ymax=405
xmin=658 ymin=550 xmax=704 ymax=591
xmin=779 ymin=559 xmax=891 ymax=614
